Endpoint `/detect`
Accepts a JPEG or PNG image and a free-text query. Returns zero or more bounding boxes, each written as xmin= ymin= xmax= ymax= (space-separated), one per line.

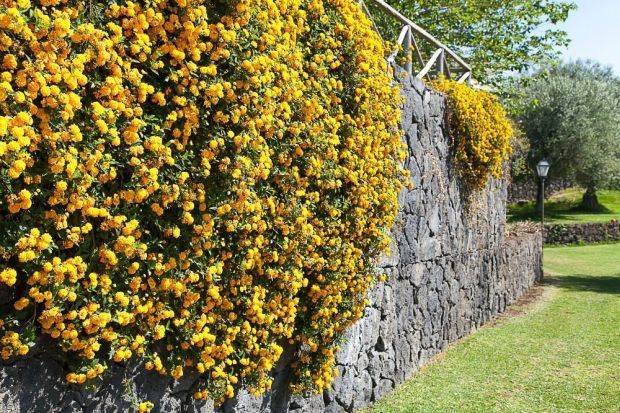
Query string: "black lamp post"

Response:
xmin=536 ymin=159 xmax=550 ymax=227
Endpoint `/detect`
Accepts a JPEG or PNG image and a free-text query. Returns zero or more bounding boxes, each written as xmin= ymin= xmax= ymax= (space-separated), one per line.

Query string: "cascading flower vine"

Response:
xmin=432 ymin=78 xmax=513 ymax=189
xmin=0 ymin=0 xmax=406 ymax=404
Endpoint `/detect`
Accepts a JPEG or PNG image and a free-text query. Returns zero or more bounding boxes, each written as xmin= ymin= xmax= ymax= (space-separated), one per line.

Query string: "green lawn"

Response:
xmin=507 ymin=188 xmax=620 ymax=224
xmin=366 ymin=244 xmax=620 ymax=413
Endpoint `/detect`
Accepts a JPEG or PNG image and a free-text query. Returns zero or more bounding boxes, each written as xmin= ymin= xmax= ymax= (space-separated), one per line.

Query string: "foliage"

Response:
xmin=366 ymin=0 xmax=575 ymax=86
xmin=367 ymin=243 xmax=620 ymax=413
xmin=433 ymin=79 xmax=513 ymax=189
xmin=0 ymin=0 xmax=407 ymax=403
xmin=517 ymin=61 xmax=620 ymax=202
xmin=508 ymin=126 xmax=532 ymax=183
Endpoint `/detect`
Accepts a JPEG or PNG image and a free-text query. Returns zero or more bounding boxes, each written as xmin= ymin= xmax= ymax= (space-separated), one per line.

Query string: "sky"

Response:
xmin=560 ymin=0 xmax=620 ymax=74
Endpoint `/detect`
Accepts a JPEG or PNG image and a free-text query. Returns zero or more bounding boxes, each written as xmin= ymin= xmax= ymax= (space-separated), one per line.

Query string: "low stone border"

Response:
xmin=544 ymin=222 xmax=620 ymax=245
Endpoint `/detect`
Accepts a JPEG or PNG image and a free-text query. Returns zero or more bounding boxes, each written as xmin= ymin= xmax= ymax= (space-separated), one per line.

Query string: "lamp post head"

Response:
xmin=536 ymin=159 xmax=550 ymax=179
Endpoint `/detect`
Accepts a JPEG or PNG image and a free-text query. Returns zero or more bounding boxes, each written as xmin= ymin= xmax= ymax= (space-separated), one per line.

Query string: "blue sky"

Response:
xmin=560 ymin=0 xmax=620 ymax=74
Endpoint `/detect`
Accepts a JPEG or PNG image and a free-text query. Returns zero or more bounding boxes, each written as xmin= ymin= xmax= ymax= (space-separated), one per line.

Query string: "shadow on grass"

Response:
xmin=544 ymin=274 xmax=620 ymax=295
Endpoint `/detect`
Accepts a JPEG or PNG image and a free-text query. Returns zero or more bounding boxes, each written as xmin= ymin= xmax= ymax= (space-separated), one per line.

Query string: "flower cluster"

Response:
xmin=433 ymin=78 xmax=512 ymax=189
xmin=0 ymin=0 xmax=406 ymax=403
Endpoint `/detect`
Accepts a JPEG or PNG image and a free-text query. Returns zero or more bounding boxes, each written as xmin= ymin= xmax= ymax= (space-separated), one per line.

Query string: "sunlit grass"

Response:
xmin=508 ymin=188 xmax=620 ymax=224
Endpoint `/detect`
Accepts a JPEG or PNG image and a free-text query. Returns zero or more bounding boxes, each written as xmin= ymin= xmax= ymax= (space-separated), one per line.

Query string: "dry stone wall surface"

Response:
xmin=508 ymin=178 xmax=572 ymax=204
xmin=545 ymin=222 xmax=620 ymax=245
xmin=0 ymin=73 xmax=543 ymax=413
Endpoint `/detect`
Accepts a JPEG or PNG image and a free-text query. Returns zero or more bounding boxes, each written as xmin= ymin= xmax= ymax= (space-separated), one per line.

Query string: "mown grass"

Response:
xmin=507 ymin=188 xmax=620 ymax=224
xmin=365 ymin=243 xmax=620 ymax=413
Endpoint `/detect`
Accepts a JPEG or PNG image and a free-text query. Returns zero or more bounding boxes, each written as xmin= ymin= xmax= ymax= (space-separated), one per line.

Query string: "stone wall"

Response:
xmin=507 ymin=178 xmax=572 ymax=204
xmin=0 ymin=73 xmax=543 ymax=413
xmin=545 ymin=222 xmax=620 ymax=245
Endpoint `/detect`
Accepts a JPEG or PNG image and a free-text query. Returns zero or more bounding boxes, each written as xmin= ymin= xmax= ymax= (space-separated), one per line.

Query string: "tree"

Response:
xmin=367 ymin=0 xmax=575 ymax=86
xmin=518 ymin=61 xmax=620 ymax=210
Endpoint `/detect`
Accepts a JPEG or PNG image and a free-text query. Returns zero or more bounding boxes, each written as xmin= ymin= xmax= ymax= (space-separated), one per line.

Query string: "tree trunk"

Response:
xmin=580 ymin=187 xmax=600 ymax=211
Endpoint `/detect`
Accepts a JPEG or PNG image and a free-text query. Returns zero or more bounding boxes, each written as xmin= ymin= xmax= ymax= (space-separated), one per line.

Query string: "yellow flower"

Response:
xmin=0 ymin=117 xmax=8 ymax=135
xmin=153 ymin=325 xmax=165 ymax=340
xmin=95 ymin=119 xmax=108 ymax=134
xmin=18 ymin=250 xmax=37 ymax=262
xmin=9 ymin=159 xmax=26 ymax=179
xmin=2 ymin=54 xmax=17 ymax=70
xmin=13 ymin=297 xmax=30 ymax=311
xmin=0 ymin=268 xmax=17 ymax=286
xmin=138 ymin=401 xmax=154 ymax=413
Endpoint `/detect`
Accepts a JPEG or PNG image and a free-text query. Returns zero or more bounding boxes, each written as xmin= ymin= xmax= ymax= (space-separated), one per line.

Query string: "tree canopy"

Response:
xmin=368 ymin=0 xmax=575 ymax=85
xmin=517 ymin=61 xmax=620 ymax=208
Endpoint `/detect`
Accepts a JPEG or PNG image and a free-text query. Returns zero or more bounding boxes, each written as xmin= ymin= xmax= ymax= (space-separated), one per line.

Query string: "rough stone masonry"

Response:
xmin=0 ymin=71 xmax=543 ymax=413
xmin=544 ymin=222 xmax=620 ymax=245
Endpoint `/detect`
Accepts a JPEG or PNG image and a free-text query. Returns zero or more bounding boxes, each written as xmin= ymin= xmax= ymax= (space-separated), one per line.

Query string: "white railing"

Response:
xmin=360 ymin=0 xmax=473 ymax=83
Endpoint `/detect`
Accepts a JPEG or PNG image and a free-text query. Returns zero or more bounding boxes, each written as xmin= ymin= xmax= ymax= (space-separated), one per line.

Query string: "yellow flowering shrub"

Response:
xmin=0 ymin=0 xmax=406 ymax=403
xmin=433 ymin=79 xmax=512 ymax=189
